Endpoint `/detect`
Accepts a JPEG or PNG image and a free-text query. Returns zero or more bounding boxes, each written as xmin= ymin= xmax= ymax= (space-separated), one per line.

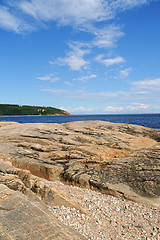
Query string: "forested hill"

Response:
xmin=0 ymin=104 xmax=70 ymax=116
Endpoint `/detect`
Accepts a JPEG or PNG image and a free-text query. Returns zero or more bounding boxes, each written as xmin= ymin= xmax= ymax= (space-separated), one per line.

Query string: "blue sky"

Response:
xmin=0 ymin=0 xmax=160 ymax=114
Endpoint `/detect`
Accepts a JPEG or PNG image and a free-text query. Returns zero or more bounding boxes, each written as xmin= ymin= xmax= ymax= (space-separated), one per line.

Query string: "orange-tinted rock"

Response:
xmin=0 ymin=120 xmax=159 ymax=207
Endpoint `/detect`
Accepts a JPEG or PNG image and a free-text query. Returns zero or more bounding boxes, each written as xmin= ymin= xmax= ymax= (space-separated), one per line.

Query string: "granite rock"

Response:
xmin=0 ymin=184 xmax=86 ymax=239
xmin=0 ymin=120 xmax=159 ymax=208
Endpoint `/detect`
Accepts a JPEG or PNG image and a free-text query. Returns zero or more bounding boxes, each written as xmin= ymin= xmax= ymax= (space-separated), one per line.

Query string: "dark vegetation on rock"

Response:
xmin=0 ymin=104 xmax=69 ymax=116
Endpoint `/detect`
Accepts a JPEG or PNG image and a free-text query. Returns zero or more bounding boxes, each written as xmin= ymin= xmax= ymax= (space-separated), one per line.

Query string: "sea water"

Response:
xmin=0 ymin=114 xmax=160 ymax=129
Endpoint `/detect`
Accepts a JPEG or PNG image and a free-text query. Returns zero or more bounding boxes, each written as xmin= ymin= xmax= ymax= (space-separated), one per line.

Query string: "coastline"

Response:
xmin=0 ymin=120 xmax=160 ymax=239
xmin=0 ymin=114 xmax=72 ymax=117
xmin=0 ymin=113 xmax=159 ymax=129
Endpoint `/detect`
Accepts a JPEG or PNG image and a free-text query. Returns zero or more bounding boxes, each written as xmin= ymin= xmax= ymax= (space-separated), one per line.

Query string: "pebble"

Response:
xmin=50 ymin=181 xmax=160 ymax=240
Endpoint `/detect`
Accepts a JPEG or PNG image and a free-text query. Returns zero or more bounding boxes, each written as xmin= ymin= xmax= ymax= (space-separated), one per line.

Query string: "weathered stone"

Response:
xmin=0 ymin=159 xmax=89 ymax=215
xmin=0 ymin=184 xmax=86 ymax=239
xmin=0 ymin=120 xmax=159 ymax=208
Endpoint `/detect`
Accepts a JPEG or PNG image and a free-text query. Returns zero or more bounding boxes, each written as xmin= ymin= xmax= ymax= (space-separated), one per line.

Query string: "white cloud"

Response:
xmin=105 ymin=103 xmax=149 ymax=113
xmin=37 ymin=74 xmax=59 ymax=82
xmin=43 ymin=88 xmax=68 ymax=96
xmin=137 ymin=103 xmax=149 ymax=109
xmin=104 ymin=106 xmax=124 ymax=112
xmin=131 ymin=78 xmax=160 ymax=90
xmin=42 ymin=88 xmax=119 ymax=99
xmin=64 ymin=81 xmax=73 ymax=86
xmin=77 ymin=24 xmax=124 ymax=49
xmin=73 ymin=74 xmax=97 ymax=81
xmin=110 ymin=0 xmax=148 ymax=11
xmin=54 ymin=41 xmax=90 ymax=71
xmin=103 ymin=56 xmax=125 ymax=66
xmin=126 ymin=106 xmax=137 ymax=110
xmin=55 ymin=55 xmax=89 ymax=71
xmin=18 ymin=0 xmax=110 ymax=25
xmin=92 ymin=25 xmax=124 ymax=48
xmin=126 ymin=103 xmax=149 ymax=110
xmin=0 ymin=0 xmax=151 ymax=33
xmin=117 ymin=67 xmax=132 ymax=78
xmin=95 ymin=54 xmax=105 ymax=61
xmin=42 ymin=86 xmax=152 ymax=100
xmin=18 ymin=0 xmax=149 ymax=27
xmin=0 ymin=5 xmax=32 ymax=33
xmin=96 ymin=55 xmax=125 ymax=66
xmin=54 ymin=29 xmax=125 ymax=71
xmin=60 ymin=106 xmax=94 ymax=113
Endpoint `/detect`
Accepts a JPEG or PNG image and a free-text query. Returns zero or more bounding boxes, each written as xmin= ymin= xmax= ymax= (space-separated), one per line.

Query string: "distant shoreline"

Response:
xmin=0 ymin=104 xmax=70 ymax=116
xmin=0 ymin=113 xmax=159 ymax=117
xmin=0 ymin=114 xmax=72 ymax=117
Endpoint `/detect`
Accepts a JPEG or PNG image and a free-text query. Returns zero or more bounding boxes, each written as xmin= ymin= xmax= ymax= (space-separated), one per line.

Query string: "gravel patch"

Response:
xmin=50 ymin=181 xmax=160 ymax=240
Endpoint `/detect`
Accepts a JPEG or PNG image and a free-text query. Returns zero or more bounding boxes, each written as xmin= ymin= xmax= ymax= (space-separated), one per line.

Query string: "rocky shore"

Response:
xmin=0 ymin=120 xmax=160 ymax=239
xmin=52 ymin=180 xmax=160 ymax=240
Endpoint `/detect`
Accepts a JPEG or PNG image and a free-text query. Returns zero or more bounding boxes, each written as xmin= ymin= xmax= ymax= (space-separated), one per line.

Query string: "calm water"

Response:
xmin=0 ymin=114 xmax=160 ymax=129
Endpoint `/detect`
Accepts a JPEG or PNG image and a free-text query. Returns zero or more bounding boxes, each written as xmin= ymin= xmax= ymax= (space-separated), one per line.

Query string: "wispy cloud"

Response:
xmin=104 ymin=106 xmax=124 ymax=112
xmin=0 ymin=5 xmax=32 ymax=33
xmin=105 ymin=103 xmax=149 ymax=113
xmin=37 ymin=74 xmax=59 ymax=83
xmin=96 ymin=54 xmax=125 ymax=66
xmin=131 ymin=78 xmax=160 ymax=90
xmin=60 ymin=106 xmax=94 ymax=113
xmin=53 ymin=24 xmax=125 ymax=70
xmin=17 ymin=0 xmax=149 ymax=28
xmin=73 ymin=74 xmax=97 ymax=82
xmin=43 ymin=88 xmax=69 ymax=96
xmin=92 ymin=25 xmax=124 ymax=48
xmin=41 ymin=74 xmax=159 ymax=113
xmin=126 ymin=103 xmax=149 ymax=110
xmin=18 ymin=0 xmax=110 ymax=25
xmin=117 ymin=67 xmax=132 ymax=78
xmin=42 ymin=75 xmax=160 ymax=102
xmin=0 ymin=1 xmax=151 ymax=33
xmin=64 ymin=81 xmax=73 ymax=86
xmin=42 ymin=88 xmax=119 ymax=99
xmin=103 ymin=56 xmax=125 ymax=66
xmin=61 ymin=103 xmax=150 ymax=114
xmin=54 ymin=41 xmax=90 ymax=71
xmin=55 ymin=54 xmax=89 ymax=71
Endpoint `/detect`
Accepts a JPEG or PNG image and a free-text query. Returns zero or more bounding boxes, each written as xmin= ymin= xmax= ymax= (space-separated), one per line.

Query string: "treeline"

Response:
xmin=0 ymin=104 xmax=69 ymax=116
